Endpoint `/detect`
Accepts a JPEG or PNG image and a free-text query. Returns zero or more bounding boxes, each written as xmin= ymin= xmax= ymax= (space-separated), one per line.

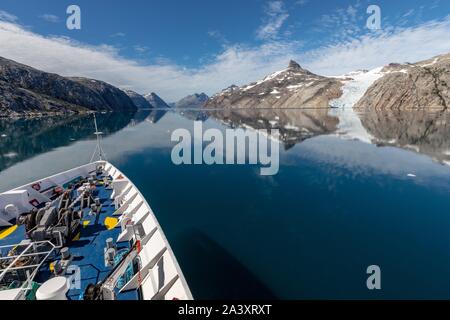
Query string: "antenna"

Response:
xmin=90 ymin=113 xmax=106 ymax=162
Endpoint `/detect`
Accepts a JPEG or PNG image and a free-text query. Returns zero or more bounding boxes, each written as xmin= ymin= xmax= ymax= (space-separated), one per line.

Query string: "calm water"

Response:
xmin=1 ymin=108 xmax=450 ymax=299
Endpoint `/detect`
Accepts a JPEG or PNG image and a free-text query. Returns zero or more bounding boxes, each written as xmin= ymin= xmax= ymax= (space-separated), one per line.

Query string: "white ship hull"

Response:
xmin=0 ymin=161 xmax=193 ymax=300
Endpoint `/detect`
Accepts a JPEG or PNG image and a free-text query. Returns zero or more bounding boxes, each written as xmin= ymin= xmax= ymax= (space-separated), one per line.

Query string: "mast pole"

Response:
xmin=94 ymin=114 xmax=102 ymax=161
xmin=91 ymin=113 xmax=106 ymax=162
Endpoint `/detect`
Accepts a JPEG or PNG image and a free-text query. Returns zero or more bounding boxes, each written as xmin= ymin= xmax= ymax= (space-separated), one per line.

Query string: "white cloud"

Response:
xmin=0 ymin=20 xmax=296 ymax=101
xmin=0 ymin=14 xmax=450 ymax=102
xmin=39 ymin=14 xmax=60 ymax=23
xmin=207 ymin=30 xmax=229 ymax=46
xmin=301 ymin=16 xmax=450 ymax=76
xmin=256 ymin=1 xmax=290 ymax=40
xmin=402 ymin=9 xmax=415 ymax=18
xmin=110 ymin=32 xmax=126 ymax=38
xmin=314 ymin=3 xmax=363 ymax=44
xmin=0 ymin=10 xmax=18 ymax=22
xmin=295 ymin=0 xmax=309 ymax=7
xmin=133 ymin=45 xmax=150 ymax=54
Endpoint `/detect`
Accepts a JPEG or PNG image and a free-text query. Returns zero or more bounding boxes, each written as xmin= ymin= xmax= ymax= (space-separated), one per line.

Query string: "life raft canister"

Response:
xmin=29 ymin=199 xmax=40 ymax=207
xmin=54 ymin=187 xmax=64 ymax=195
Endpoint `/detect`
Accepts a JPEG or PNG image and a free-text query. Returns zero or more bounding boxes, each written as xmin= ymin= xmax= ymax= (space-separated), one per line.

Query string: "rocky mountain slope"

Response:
xmin=144 ymin=92 xmax=171 ymax=109
xmin=204 ymin=60 xmax=343 ymax=109
xmin=0 ymin=56 xmax=137 ymax=117
xmin=354 ymin=53 xmax=450 ymax=111
xmin=124 ymin=90 xmax=154 ymax=109
xmin=174 ymin=93 xmax=209 ymax=109
xmin=173 ymin=93 xmax=209 ymax=121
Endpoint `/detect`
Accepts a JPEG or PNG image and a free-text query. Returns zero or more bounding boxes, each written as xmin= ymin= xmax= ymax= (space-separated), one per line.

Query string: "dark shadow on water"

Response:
xmin=175 ymin=229 xmax=276 ymax=300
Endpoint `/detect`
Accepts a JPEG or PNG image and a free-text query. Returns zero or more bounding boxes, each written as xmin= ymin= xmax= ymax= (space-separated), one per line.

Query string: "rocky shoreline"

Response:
xmin=0 ymin=108 xmax=98 ymax=120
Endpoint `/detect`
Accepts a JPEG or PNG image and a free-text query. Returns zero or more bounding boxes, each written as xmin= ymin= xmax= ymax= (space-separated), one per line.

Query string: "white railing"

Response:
xmin=0 ymin=240 xmax=56 ymax=299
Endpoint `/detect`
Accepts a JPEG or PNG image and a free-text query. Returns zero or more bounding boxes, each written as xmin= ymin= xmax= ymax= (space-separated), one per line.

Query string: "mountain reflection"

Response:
xmin=2 ymin=107 xmax=449 ymax=175
xmin=210 ymin=107 xmax=450 ymax=165
xmin=0 ymin=112 xmax=134 ymax=171
xmin=177 ymin=109 xmax=209 ymax=122
xmin=209 ymin=108 xmax=339 ymax=149
xmin=147 ymin=109 xmax=169 ymax=123
xmin=358 ymin=109 xmax=450 ymax=164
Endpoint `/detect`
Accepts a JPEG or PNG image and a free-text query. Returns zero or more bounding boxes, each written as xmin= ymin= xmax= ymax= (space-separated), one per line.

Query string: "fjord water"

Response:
xmin=1 ymin=109 xmax=450 ymax=299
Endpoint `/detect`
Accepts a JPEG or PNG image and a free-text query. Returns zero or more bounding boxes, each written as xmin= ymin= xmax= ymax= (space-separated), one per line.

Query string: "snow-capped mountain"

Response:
xmin=143 ymin=92 xmax=171 ymax=109
xmin=204 ymin=60 xmax=343 ymax=109
xmin=174 ymin=93 xmax=209 ymax=109
xmin=206 ymin=53 xmax=450 ymax=112
xmin=124 ymin=90 xmax=153 ymax=109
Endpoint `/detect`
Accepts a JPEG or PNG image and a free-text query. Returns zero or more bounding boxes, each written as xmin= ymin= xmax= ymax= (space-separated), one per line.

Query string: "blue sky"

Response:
xmin=0 ymin=0 xmax=449 ymax=100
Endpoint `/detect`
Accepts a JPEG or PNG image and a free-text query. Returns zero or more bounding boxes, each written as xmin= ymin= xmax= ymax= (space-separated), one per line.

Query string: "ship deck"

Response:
xmin=0 ymin=174 xmax=139 ymax=300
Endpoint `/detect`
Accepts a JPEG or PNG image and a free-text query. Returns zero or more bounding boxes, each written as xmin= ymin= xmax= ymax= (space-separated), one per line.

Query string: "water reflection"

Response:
xmin=0 ymin=112 xmax=135 ymax=171
xmin=207 ymin=108 xmax=450 ymax=166
xmin=1 ymin=109 xmax=450 ymax=299
xmin=2 ymin=108 xmax=450 ymax=173
xmin=129 ymin=109 xmax=151 ymax=125
xmin=147 ymin=109 xmax=169 ymax=124
xmin=176 ymin=109 xmax=209 ymax=122
xmin=208 ymin=108 xmax=339 ymax=149
xmin=358 ymin=109 xmax=450 ymax=165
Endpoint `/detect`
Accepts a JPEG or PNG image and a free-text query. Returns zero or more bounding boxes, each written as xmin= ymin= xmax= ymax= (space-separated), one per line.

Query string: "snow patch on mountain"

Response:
xmin=329 ymin=67 xmax=384 ymax=144
xmin=330 ymin=67 xmax=384 ymax=109
xmin=419 ymin=57 xmax=439 ymax=68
